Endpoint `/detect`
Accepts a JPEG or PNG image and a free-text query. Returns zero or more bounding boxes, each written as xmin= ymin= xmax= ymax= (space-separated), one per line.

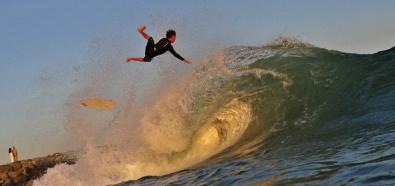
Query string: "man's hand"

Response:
xmin=183 ymin=59 xmax=192 ymax=64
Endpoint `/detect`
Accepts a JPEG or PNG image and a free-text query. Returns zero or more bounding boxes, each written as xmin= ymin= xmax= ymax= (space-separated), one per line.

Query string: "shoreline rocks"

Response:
xmin=0 ymin=152 xmax=77 ymax=186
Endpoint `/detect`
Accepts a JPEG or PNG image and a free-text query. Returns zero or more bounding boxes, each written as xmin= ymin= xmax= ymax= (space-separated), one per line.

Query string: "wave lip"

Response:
xmin=224 ymin=37 xmax=316 ymax=69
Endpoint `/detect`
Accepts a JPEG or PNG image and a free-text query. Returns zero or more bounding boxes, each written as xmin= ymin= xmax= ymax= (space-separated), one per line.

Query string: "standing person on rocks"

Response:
xmin=12 ymin=146 xmax=18 ymax=161
xmin=8 ymin=147 xmax=14 ymax=163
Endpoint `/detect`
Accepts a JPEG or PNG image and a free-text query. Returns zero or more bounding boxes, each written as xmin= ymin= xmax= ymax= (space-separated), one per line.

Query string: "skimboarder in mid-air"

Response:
xmin=126 ymin=25 xmax=191 ymax=64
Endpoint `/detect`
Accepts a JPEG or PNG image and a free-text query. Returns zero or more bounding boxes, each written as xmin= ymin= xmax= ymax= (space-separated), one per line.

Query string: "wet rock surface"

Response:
xmin=0 ymin=152 xmax=77 ymax=186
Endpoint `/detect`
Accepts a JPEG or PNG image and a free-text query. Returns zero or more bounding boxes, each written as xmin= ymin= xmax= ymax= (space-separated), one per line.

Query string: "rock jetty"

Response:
xmin=0 ymin=152 xmax=77 ymax=186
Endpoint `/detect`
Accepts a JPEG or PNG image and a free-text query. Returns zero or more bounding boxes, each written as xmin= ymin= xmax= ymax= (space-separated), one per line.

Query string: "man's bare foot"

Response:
xmin=137 ymin=25 xmax=146 ymax=33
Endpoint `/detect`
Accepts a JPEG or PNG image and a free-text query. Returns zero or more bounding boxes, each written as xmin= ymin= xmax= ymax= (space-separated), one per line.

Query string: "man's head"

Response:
xmin=166 ymin=29 xmax=176 ymax=43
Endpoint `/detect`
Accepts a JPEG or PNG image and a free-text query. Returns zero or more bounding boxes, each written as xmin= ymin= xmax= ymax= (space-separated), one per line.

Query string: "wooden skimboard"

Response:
xmin=80 ymin=98 xmax=117 ymax=110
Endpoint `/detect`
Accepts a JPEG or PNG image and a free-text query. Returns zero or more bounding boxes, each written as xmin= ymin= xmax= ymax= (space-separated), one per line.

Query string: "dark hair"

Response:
xmin=166 ymin=29 xmax=176 ymax=39
xmin=9 ymin=148 xmax=12 ymax=153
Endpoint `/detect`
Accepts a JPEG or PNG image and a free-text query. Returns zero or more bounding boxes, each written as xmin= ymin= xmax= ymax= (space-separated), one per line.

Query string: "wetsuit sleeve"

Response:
xmin=169 ymin=46 xmax=185 ymax=61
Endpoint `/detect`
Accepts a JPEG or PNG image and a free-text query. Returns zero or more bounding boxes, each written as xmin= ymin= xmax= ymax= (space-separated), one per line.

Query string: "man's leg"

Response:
xmin=138 ymin=25 xmax=151 ymax=40
xmin=126 ymin=57 xmax=147 ymax=63
xmin=127 ymin=27 xmax=154 ymax=63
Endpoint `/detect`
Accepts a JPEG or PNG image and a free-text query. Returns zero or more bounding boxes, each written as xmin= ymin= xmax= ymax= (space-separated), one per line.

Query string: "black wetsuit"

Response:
xmin=144 ymin=37 xmax=184 ymax=62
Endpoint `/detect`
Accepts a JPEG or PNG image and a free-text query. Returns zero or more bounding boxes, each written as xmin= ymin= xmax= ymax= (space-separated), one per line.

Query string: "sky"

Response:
xmin=1 ymin=0 xmax=395 ymax=164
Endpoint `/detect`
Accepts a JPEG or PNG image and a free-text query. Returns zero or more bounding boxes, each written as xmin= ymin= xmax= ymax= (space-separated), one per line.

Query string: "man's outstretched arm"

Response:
xmin=169 ymin=47 xmax=191 ymax=64
xmin=183 ymin=59 xmax=192 ymax=64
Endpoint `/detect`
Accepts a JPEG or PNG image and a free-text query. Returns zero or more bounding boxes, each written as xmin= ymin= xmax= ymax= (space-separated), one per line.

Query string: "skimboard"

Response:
xmin=80 ymin=98 xmax=117 ymax=110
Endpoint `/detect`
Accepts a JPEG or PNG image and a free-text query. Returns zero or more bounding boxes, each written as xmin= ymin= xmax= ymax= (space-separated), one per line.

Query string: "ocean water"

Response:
xmin=35 ymin=38 xmax=395 ymax=185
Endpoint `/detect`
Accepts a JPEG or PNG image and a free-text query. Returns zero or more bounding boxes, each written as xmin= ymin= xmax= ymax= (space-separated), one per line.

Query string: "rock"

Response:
xmin=7 ymin=168 xmax=28 ymax=184
xmin=0 ymin=172 xmax=10 ymax=184
xmin=0 ymin=151 xmax=78 ymax=186
xmin=23 ymin=166 xmax=34 ymax=176
xmin=0 ymin=165 xmax=12 ymax=173
xmin=7 ymin=168 xmax=23 ymax=178
xmin=2 ymin=179 xmax=16 ymax=186
xmin=10 ymin=173 xmax=28 ymax=185
xmin=9 ymin=162 xmax=22 ymax=171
